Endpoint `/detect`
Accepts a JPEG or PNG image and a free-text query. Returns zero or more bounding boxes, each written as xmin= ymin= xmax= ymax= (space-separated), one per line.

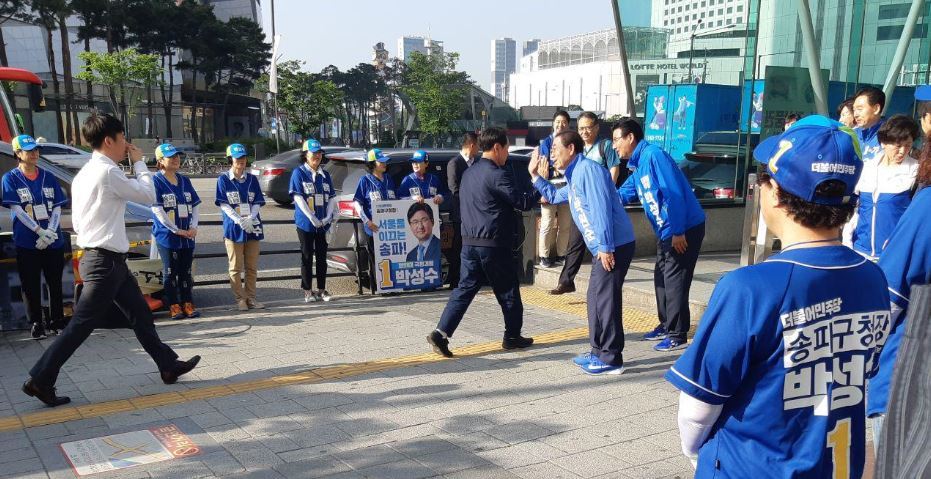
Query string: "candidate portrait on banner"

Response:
xmin=373 ymin=199 xmax=442 ymax=292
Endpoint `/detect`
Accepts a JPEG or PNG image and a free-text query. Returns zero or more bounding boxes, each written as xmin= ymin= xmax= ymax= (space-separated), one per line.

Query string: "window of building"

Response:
xmin=877 ymin=3 xmax=912 ymax=20
xmin=737 ymin=4 xmax=743 ymax=12
xmin=718 ymin=8 xmax=724 ymax=14
xmin=727 ymin=6 xmax=733 ymax=13
xmin=717 ymin=19 xmax=723 ymax=26
xmin=877 ymin=24 xmax=928 ymax=41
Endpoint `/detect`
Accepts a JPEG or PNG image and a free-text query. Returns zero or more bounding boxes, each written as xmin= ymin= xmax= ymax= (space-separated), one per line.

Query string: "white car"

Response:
xmin=35 ymin=142 xmax=91 ymax=170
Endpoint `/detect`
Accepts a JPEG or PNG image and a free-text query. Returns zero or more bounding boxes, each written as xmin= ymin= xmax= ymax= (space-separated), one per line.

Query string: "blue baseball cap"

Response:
xmin=916 ymin=85 xmax=931 ymax=102
xmin=155 ymin=143 xmax=179 ymax=160
xmin=411 ymin=150 xmax=429 ymax=163
xmin=12 ymin=134 xmax=37 ymax=152
xmin=226 ymin=143 xmax=248 ymax=159
xmin=302 ymin=139 xmax=322 ymax=153
xmin=753 ymin=115 xmax=863 ymax=205
xmin=366 ymin=148 xmax=390 ymax=163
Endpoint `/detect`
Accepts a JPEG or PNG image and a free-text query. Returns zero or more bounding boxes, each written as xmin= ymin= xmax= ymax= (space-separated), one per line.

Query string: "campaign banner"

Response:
xmin=373 ymin=199 xmax=442 ymax=293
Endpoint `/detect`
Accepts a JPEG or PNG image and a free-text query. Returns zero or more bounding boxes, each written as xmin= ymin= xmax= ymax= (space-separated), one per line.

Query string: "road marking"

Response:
xmin=0 ymin=287 xmax=658 ymax=432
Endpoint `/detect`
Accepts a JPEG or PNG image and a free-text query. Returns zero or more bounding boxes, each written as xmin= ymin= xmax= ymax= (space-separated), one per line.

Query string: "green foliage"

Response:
xmin=265 ymin=60 xmax=344 ymax=137
xmin=400 ymin=51 xmax=471 ymax=138
xmin=76 ymin=47 xmax=161 ymax=119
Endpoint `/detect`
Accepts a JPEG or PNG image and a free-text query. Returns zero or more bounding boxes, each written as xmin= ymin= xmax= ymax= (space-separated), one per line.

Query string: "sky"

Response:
xmin=260 ymin=0 xmax=652 ymax=88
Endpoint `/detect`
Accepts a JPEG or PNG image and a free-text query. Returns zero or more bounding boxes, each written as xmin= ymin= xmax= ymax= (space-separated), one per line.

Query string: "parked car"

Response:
xmin=323 ymin=149 xmax=533 ymax=284
xmin=0 ymin=141 xmax=153 ymax=257
xmin=251 ymin=146 xmax=358 ymax=205
xmin=508 ymin=145 xmax=535 ymax=156
xmin=35 ymin=141 xmax=92 ymax=170
xmin=682 ymin=131 xmax=760 ymax=199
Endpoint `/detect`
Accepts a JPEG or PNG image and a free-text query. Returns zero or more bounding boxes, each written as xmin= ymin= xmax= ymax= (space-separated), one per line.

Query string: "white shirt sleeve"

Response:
xmin=10 ymin=205 xmax=40 ymax=232
xmin=190 ymin=204 xmax=200 ymax=229
xmin=249 ymin=203 xmax=261 ymax=220
xmin=107 ymin=161 xmax=156 ymax=205
xmin=325 ymin=197 xmax=337 ymax=221
xmin=293 ymin=193 xmax=320 ymax=223
xmin=151 ymin=206 xmax=179 ymax=233
xmin=353 ymin=200 xmax=370 ymax=224
xmin=219 ymin=203 xmax=240 ymax=222
xmin=48 ymin=206 xmax=62 ymax=232
xmin=677 ymin=391 xmax=723 ymax=468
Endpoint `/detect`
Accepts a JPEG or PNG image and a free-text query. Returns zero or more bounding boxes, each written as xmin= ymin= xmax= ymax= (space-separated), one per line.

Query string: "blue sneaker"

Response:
xmin=572 ymin=352 xmax=595 ymax=366
xmin=579 ymin=357 xmax=624 ymax=375
xmin=654 ymin=337 xmax=686 ymax=352
xmin=642 ymin=326 xmax=668 ymax=341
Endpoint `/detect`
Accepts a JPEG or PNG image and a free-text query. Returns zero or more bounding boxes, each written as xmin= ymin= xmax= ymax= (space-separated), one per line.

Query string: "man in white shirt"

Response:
xmin=23 ymin=114 xmax=200 ymax=407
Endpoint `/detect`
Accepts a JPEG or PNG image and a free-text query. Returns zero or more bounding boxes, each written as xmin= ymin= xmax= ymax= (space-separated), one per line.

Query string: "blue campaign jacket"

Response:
xmin=352 ymin=173 xmax=397 ymax=236
xmin=617 ymin=141 xmax=705 ymax=241
xmin=845 ymin=156 xmax=918 ymax=260
xmin=870 ymin=187 xmax=931 ymax=416
xmin=460 ymin=157 xmax=538 ymax=248
xmin=533 ymin=154 xmax=635 ymax=255
xmin=856 ymin=118 xmax=886 ymax=161
xmin=399 ymin=172 xmax=446 ymax=200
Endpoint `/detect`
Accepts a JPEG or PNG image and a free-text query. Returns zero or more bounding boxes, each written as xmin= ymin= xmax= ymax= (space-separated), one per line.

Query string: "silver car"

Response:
xmin=251 ymin=146 xmax=357 ymax=205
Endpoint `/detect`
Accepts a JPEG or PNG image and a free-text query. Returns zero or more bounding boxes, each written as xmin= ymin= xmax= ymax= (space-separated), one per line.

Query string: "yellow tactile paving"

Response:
xmin=0 ymin=286 xmax=657 ymax=433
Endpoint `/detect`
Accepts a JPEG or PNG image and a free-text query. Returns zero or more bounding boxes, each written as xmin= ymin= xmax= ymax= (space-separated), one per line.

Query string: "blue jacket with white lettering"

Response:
xmin=533 ymin=154 xmax=635 ymax=255
xmin=856 ymin=118 xmax=886 ymax=162
xmin=617 ymin=141 xmax=705 ymax=241
xmin=460 ymin=157 xmax=538 ymax=248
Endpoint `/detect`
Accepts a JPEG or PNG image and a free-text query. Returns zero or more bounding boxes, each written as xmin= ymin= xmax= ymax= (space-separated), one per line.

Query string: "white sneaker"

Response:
xmin=320 ymin=290 xmax=332 ymax=302
xmin=304 ymin=290 xmax=317 ymax=303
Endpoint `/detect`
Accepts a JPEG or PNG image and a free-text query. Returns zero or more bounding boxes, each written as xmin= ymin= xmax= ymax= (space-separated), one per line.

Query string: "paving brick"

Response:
xmin=332 ymin=444 xmax=407 ymax=470
xmin=353 ymin=459 xmax=437 ymax=479
xmin=273 ymin=455 xmax=351 ymax=479
xmin=412 ymin=446 xmax=492 ymax=475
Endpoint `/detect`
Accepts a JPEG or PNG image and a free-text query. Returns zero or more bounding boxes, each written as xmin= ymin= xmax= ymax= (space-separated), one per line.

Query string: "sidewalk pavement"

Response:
xmin=0 ymin=286 xmax=694 ymax=479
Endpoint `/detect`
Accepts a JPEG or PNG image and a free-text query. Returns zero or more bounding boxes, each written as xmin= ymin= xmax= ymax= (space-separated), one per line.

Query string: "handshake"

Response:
xmin=34 ymin=228 xmax=58 ymax=250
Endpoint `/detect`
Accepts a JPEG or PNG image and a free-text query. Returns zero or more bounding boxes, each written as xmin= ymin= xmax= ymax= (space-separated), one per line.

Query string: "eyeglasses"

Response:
xmin=578 ymin=126 xmax=596 ymax=132
xmin=409 ymin=219 xmax=433 ymax=227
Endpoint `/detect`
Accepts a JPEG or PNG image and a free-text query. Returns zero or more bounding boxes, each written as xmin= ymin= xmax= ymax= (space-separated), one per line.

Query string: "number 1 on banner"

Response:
xmin=378 ymin=260 xmax=393 ymax=289
xmin=827 ymin=417 xmax=851 ymax=479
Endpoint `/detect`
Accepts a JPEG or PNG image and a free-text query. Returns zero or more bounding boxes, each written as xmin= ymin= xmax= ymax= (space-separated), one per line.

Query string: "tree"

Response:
xmin=76 ymin=48 xmax=161 ymax=133
xmin=30 ymin=0 xmax=68 ymax=141
xmin=400 ymin=51 xmax=470 ymax=141
xmin=0 ymin=0 xmax=27 ymax=67
xmin=206 ymin=17 xmax=271 ymax=139
xmin=173 ymin=2 xmax=222 ymax=142
xmin=263 ymin=61 xmax=342 ymax=139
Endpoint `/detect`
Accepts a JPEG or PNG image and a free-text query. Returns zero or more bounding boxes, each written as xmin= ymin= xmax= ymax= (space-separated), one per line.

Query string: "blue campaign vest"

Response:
xmin=1 ymin=168 xmax=67 ymax=250
xmin=399 ymin=173 xmax=441 ymax=200
xmin=215 ymin=172 xmax=265 ymax=242
xmin=666 ymin=246 xmax=891 ymax=479
xmin=289 ymin=164 xmax=334 ymax=233
xmin=352 ymin=173 xmax=397 ymax=236
xmin=152 ymin=172 xmax=201 ymax=250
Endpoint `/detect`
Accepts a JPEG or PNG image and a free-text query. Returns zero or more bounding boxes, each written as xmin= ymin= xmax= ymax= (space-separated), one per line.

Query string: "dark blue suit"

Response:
xmin=436 ymin=157 xmax=538 ymax=338
xmin=406 ymin=236 xmax=441 ymax=262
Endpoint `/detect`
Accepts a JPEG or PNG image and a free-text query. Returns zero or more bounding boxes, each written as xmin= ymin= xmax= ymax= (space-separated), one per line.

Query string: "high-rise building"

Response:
xmin=202 ymin=0 xmax=261 ymax=23
xmin=397 ymin=36 xmax=444 ymax=62
xmin=491 ymin=38 xmax=517 ymax=101
xmin=651 ymin=0 xmax=749 ymax=57
xmin=523 ymin=39 xmax=541 ymax=57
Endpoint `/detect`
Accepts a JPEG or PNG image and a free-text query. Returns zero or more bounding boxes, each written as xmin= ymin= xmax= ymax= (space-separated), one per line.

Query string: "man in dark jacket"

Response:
xmin=428 ymin=127 xmax=538 ymax=357
xmin=446 ymin=132 xmax=478 ymax=288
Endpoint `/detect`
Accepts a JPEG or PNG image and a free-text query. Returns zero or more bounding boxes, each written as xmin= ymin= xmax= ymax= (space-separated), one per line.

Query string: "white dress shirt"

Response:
xmin=72 ymin=152 xmax=156 ymax=253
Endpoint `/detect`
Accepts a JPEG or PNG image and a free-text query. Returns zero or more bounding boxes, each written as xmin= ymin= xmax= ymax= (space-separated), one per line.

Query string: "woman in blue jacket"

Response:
xmin=152 ymin=143 xmax=201 ymax=320
xmin=352 ymin=149 xmax=397 ymax=287
xmin=1 ymin=135 xmax=68 ymax=339
xmin=290 ymin=139 xmax=336 ymax=303
xmin=843 ymin=115 xmax=919 ymax=261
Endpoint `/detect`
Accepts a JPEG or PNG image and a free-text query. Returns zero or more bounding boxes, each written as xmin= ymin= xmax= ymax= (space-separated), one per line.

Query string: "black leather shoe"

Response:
xmin=548 ymin=284 xmax=576 ymax=295
xmin=427 ymin=331 xmax=453 ymax=358
xmin=502 ymin=336 xmax=534 ymax=350
xmin=22 ymin=379 xmax=70 ymax=407
xmin=30 ymin=323 xmax=47 ymax=340
xmin=160 ymin=355 xmax=201 ymax=385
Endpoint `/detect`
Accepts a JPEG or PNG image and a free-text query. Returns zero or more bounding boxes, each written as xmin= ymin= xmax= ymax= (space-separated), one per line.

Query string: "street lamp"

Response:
xmin=687 ymin=20 xmax=703 ymax=83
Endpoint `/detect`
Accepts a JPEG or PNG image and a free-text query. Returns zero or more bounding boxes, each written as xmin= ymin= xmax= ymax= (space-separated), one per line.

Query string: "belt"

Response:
xmin=85 ymin=247 xmax=128 ymax=260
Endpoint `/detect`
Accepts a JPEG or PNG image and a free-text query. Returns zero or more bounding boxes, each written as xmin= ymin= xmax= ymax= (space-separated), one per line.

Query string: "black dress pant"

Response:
xmin=588 ymin=242 xmax=635 ymax=366
xmin=558 ymin=219 xmax=586 ymax=288
xmin=15 ymin=247 xmax=65 ymax=325
xmin=297 ymin=229 xmax=328 ymax=291
xmin=437 ymin=245 xmax=523 ymax=338
xmin=29 ymin=249 xmax=178 ymax=387
xmin=655 ymin=223 xmax=705 ymax=342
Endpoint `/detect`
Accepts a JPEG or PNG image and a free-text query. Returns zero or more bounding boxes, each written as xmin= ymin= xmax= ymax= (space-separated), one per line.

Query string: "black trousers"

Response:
xmin=15 ymin=247 xmax=65 ymax=325
xmin=29 ymin=249 xmax=178 ymax=387
xmin=655 ymin=223 xmax=705 ymax=341
xmin=436 ymin=245 xmax=523 ymax=338
xmin=588 ymin=242 xmax=635 ymax=366
xmin=366 ymin=234 xmax=377 ymax=292
xmin=446 ymin=222 xmax=462 ymax=288
xmin=558 ymin=219 xmax=586 ymax=288
xmin=297 ymin=229 xmax=328 ymax=291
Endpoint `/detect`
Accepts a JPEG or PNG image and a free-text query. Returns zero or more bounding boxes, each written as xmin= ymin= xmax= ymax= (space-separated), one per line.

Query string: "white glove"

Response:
xmin=237 ymin=217 xmax=254 ymax=234
xmin=309 ymin=215 xmax=324 ymax=229
xmin=35 ymin=236 xmax=50 ymax=250
xmin=38 ymin=228 xmax=58 ymax=243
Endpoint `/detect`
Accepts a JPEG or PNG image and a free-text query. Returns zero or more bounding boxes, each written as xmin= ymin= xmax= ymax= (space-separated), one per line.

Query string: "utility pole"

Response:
xmin=611 ymin=0 xmax=636 ymax=117
xmin=271 ymin=0 xmax=281 ymax=154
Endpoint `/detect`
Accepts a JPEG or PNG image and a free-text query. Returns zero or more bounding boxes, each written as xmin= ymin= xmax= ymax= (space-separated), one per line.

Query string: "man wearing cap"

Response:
xmin=400 ymin=150 xmax=446 ymax=205
xmin=290 ymin=139 xmax=335 ymax=303
xmin=612 ymin=118 xmax=706 ymax=352
xmin=427 ymin=128 xmax=538 ymax=358
xmin=24 ymin=114 xmax=200 ymax=407
xmin=853 ymin=86 xmax=887 ymax=160
xmin=152 ymin=143 xmax=202 ymax=320
xmin=352 ymin=148 xmax=397 ymax=287
xmin=2 ymin=134 xmax=68 ymax=339
xmin=666 ymin=115 xmax=891 ymax=478
xmin=215 ymin=143 xmax=266 ymax=311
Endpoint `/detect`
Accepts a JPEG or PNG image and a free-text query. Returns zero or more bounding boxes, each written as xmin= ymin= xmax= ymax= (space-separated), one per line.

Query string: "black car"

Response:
xmin=323 ymin=149 xmax=533 ymax=280
xmin=682 ymin=131 xmax=760 ymax=199
xmin=251 ymin=146 xmax=358 ymax=205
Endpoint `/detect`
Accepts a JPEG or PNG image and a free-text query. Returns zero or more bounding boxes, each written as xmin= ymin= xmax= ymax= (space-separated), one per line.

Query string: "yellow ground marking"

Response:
xmin=0 ymin=286 xmax=657 ymax=433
